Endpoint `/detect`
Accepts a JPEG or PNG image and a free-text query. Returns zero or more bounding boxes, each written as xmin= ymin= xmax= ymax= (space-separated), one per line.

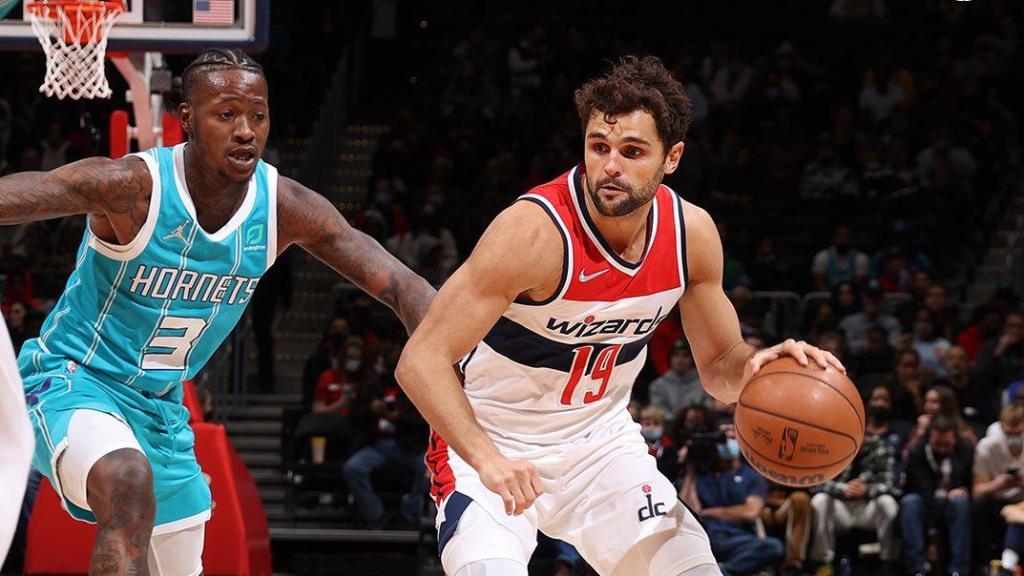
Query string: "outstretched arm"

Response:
xmin=0 ymin=156 xmax=149 ymax=226
xmin=276 ymin=177 xmax=435 ymax=334
xmin=396 ymin=200 xmax=562 ymax=515
xmin=678 ymin=202 xmax=844 ymax=404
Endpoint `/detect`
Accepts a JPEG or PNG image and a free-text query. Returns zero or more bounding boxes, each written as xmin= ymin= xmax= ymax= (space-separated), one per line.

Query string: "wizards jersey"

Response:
xmin=429 ymin=164 xmax=689 ymax=489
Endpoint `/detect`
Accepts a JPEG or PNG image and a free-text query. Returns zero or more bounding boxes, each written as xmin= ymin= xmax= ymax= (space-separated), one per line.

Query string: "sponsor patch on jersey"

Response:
xmin=244 ymin=224 xmax=266 ymax=252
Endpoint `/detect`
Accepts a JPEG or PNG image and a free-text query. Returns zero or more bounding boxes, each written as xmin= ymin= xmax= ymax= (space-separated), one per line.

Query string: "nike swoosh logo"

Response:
xmin=578 ymin=268 xmax=609 ymax=283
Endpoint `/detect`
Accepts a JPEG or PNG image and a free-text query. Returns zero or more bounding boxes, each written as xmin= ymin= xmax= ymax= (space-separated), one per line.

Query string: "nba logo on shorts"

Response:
xmin=778 ymin=427 xmax=799 ymax=461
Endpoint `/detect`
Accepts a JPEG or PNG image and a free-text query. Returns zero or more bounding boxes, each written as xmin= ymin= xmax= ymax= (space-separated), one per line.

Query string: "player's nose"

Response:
xmin=233 ymin=117 xmax=256 ymax=142
xmin=604 ymin=150 xmax=622 ymax=177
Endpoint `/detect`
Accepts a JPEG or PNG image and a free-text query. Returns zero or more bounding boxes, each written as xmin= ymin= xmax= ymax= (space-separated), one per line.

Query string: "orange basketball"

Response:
xmin=734 ymin=357 xmax=864 ymax=487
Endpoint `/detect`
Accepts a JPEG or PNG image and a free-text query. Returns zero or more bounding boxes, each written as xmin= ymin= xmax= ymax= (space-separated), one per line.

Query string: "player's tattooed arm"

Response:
xmin=277 ymin=177 xmax=435 ymax=334
xmin=0 ymin=156 xmax=150 ymax=226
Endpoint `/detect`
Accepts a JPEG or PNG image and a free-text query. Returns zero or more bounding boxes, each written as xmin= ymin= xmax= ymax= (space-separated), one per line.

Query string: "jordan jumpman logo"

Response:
xmin=163 ymin=222 xmax=190 ymax=244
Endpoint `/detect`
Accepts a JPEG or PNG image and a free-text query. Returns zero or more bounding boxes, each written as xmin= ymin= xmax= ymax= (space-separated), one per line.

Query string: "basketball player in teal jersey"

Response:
xmin=0 ymin=49 xmax=434 ymax=576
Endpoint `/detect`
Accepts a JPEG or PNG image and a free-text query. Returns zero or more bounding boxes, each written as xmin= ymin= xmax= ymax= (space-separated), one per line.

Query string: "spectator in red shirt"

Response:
xmin=648 ymin=308 xmax=684 ymax=376
xmin=296 ymin=336 xmax=366 ymax=464
xmin=313 ymin=337 xmax=366 ymax=416
xmin=956 ymin=304 xmax=1004 ymax=362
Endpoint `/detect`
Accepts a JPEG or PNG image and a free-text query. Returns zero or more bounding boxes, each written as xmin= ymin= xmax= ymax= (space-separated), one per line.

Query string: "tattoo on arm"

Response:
xmin=278 ymin=178 xmax=435 ymax=333
xmin=0 ymin=156 xmax=149 ymax=226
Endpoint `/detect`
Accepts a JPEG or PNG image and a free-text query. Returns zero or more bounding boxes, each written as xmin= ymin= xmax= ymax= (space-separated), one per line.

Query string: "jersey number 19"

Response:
xmin=559 ymin=344 xmax=622 ymax=406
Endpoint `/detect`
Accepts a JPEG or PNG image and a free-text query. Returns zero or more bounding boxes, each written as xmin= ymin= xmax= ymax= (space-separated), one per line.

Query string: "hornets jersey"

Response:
xmin=19 ymin=143 xmax=278 ymax=395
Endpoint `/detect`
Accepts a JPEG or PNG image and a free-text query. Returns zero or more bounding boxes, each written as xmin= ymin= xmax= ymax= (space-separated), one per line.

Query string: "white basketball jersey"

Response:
xmin=0 ymin=315 xmax=32 ymax=565
xmin=428 ymin=166 xmax=689 ymax=503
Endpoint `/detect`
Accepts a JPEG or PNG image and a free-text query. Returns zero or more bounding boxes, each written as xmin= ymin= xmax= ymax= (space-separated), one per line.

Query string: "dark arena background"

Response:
xmin=1 ymin=0 xmax=1023 ymax=575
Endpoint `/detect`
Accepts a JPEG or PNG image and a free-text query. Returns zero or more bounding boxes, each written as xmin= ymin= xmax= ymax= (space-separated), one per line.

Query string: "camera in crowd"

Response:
xmin=680 ymin=427 xmax=730 ymax=473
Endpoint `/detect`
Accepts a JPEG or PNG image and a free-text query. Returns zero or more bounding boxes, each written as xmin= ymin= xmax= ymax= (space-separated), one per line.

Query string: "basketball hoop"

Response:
xmin=26 ymin=0 xmax=124 ymax=100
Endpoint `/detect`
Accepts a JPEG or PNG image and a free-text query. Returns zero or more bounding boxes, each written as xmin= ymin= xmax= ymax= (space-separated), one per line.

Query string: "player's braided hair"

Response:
xmin=574 ymin=55 xmax=693 ymax=148
xmin=182 ymin=48 xmax=264 ymax=104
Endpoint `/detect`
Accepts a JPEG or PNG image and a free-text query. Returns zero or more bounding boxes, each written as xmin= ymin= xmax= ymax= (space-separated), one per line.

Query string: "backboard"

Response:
xmin=0 ymin=0 xmax=269 ymax=53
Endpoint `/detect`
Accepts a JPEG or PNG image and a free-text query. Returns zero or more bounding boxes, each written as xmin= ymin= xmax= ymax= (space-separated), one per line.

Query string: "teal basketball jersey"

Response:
xmin=19 ymin=143 xmax=278 ymax=395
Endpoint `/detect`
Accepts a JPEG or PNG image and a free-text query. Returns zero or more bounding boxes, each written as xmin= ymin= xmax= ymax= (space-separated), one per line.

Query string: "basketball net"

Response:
xmin=26 ymin=1 xmax=124 ymax=100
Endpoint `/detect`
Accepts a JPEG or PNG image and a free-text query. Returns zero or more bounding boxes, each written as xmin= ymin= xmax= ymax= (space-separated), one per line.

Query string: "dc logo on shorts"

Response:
xmin=637 ymin=484 xmax=666 ymax=522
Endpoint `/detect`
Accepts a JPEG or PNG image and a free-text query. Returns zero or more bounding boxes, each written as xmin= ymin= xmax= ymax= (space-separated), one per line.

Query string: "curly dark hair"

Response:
xmin=574 ymin=55 xmax=693 ymax=149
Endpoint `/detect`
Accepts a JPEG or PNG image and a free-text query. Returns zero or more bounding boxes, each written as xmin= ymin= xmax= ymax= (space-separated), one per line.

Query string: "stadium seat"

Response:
xmin=25 ymin=422 xmax=271 ymax=575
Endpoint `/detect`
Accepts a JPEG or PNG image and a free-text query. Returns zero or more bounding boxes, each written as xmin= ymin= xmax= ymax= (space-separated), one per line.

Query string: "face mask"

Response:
xmin=641 ymin=426 xmax=663 ymax=443
xmin=1008 ymin=435 xmax=1024 ymax=453
xmin=869 ymin=405 xmax=891 ymax=422
xmin=344 ymin=359 xmax=362 ymax=373
xmin=717 ymin=439 xmax=740 ymax=461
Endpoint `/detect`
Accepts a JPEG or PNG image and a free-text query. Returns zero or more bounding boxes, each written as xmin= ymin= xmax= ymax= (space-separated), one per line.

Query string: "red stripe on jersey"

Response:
xmin=426 ymin=429 xmax=456 ymax=504
xmin=522 ymin=167 xmax=684 ymax=302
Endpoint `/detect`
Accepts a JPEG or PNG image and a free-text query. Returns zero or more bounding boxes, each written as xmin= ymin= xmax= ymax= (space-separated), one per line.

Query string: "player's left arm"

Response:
xmin=677 ymin=201 xmax=844 ymax=404
xmin=276 ymin=177 xmax=435 ymax=334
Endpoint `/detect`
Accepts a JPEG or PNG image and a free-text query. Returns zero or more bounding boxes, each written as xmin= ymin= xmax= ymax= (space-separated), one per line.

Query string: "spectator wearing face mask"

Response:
xmin=294 ymin=336 xmax=367 ymax=464
xmin=678 ymin=407 xmax=783 ymax=576
xmin=639 ymin=406 xmax=677 ymax=479
xmin=864 ymin=384 xmax=911 ymax=464
xmin=343 ymin=376 xmax=429 ymax=530
xmin=301 ymin=318 xmax=352 ymax=412
xmin=972 ymin=405 xmax=1024 ymax=571
xmin=809 ymin=404 xmax=901 ymax=576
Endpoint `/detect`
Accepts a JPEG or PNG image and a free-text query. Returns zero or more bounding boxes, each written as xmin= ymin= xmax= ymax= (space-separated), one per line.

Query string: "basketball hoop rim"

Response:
xmin=25 ymin=0 xmax=125 ymax=18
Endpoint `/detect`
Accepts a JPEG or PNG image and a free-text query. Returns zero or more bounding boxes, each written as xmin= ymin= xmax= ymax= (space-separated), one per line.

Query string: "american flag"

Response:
xmin=193 ymin=0 xmax=234 ymax=25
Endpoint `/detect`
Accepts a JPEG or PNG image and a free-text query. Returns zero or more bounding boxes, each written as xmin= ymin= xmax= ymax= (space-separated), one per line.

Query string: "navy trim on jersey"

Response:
xmin=437 ymin=491 xmax=473 ymax=555
xmin=515 ymin=196 xmax=569 ymax=306
xmin=572 ymin=166 xmax=654 ymax=271
xmin=459 ymin=346 xmax=478 ymax=374
xmin=483 ymin=316 xmax=656 ymax=373
xmin=675 ymin=193 xmax=690 ymax=288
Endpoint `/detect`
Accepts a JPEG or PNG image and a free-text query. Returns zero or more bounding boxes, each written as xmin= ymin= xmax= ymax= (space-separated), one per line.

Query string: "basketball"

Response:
xmin=734 ymin=357 xmax=864 ymax=488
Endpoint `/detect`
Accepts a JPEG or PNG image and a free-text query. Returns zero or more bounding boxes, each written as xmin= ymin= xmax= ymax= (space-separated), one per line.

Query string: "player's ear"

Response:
xmin=178 ymin=102 xmax=194 ymax=137
xmin=663 ymin=142 xmax=685 ymax=175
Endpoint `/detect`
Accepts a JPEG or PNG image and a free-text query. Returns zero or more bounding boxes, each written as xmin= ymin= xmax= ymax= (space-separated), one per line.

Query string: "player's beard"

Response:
xmin=586 ymin=166 xmax=664 ymax=217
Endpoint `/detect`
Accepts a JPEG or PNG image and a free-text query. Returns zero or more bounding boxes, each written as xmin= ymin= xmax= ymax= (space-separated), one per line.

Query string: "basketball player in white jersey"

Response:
xmin=0 ymin=315 xmax=33 ymax=566
xmin=397 ymin=56 xmax=845 ymax=576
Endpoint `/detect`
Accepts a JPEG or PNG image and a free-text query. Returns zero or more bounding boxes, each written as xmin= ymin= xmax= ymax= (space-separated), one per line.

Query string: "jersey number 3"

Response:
xmin=559 ymin=344 xmax=622 ymax=405
xmin=142 ymin=316 xmax=207 ymax=370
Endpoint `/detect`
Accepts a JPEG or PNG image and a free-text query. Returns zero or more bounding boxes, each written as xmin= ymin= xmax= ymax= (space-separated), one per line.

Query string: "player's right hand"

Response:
xmin=478 ymin=455 xmax=544 ymax=516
